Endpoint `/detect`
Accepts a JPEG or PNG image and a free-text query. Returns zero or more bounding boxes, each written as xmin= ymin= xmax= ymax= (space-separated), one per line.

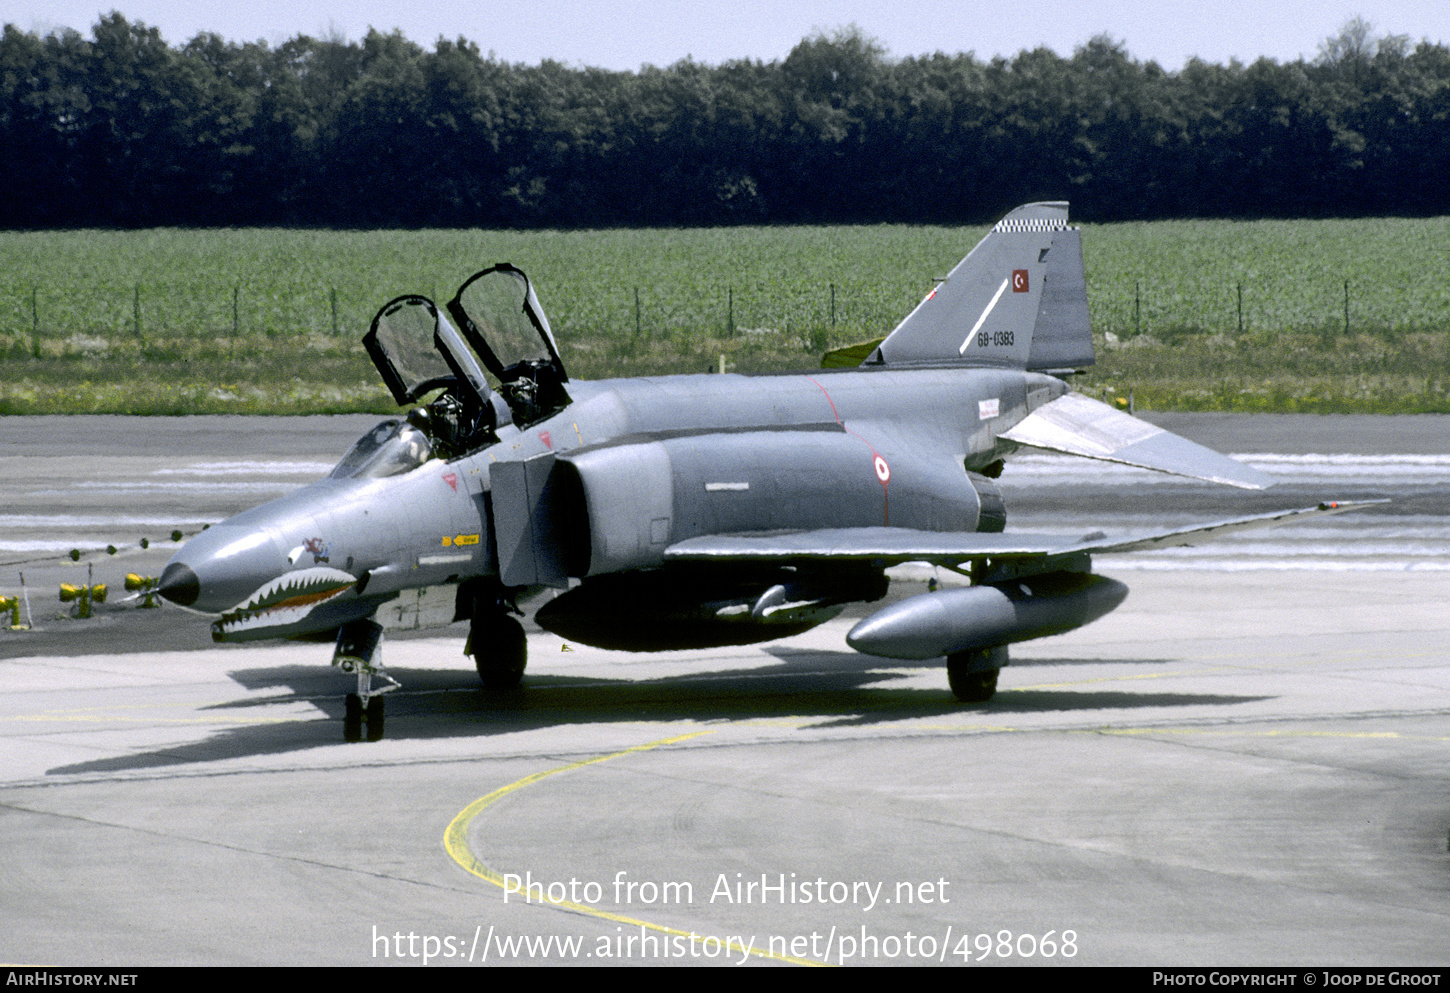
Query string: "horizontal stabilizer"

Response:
xmin=1000 ymin=392 xmax=1274 ymax=489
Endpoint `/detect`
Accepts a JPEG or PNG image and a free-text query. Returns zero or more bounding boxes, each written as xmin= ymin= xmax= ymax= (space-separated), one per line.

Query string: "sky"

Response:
xmin=5 ymin=0 xmax=1450 ymax=70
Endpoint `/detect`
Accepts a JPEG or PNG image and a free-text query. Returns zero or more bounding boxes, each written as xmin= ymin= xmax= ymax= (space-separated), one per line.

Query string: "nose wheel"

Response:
xmin=334 ymin=619 xmax=397 ymax=742
xmin=343 ymin=692 xmax=388 ymax=742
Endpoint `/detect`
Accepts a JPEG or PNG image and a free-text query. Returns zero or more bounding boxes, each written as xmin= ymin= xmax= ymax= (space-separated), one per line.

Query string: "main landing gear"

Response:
xmin=460 ymin=581 xmax=528 ymax=690
xmin=333 ymin=619 xmax=397 ymax=742
xmin=468 ymin=610 xmax=527 ymax=689
xmin=947 ymin=645 xmax=1007 ymax=703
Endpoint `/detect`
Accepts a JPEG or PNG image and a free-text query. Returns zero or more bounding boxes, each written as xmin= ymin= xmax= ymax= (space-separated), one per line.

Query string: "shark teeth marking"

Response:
xmin=222 ymin=566 xmax=358 ymax=624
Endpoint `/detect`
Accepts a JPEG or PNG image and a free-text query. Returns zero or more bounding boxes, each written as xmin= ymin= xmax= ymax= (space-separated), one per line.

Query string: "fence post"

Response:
xmin=31 ymin=286 xmax=39 ymax=357
xmin=726 ymin=286 xmax=734 ymax=337
xmin=331 ymin=286 xmax=339 ymax=335
xmin=1344 ymin=279 xmax=1350 ymax=335
xmin=133 ymin=284 xmax=144 ymax=347
xmin=1237 ymin=282 xmax=1243 ymax=335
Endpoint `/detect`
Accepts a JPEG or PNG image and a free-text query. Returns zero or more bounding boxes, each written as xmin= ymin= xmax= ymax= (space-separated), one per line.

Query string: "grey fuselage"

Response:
xmin=167 ymin=364 xmax=1068 ymax=627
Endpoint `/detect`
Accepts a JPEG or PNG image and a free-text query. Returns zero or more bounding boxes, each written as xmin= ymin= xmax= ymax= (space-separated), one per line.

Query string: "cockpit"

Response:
xmin=361 ymin=264 xmax=571 ymax=462
xmin=330 ymin=419 xmax=434 ymax=479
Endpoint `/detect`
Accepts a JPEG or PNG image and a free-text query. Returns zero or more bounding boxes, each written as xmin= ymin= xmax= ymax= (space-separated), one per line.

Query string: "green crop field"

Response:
xmin=1 ymin=216 xmax=1447 ymax=414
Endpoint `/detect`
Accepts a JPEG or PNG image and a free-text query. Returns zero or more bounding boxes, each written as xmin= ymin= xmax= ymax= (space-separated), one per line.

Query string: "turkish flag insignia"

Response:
xmin=1012 ymin=269 xmax=1029 ymax=292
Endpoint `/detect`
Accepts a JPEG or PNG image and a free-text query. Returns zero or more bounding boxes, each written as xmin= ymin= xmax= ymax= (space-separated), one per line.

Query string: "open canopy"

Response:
xmin=447 ymin=264 xmax=570 ymax=426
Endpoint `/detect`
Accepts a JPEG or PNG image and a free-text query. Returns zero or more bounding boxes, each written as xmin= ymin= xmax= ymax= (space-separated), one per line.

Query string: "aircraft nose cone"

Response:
xmin=157 ymin=562 xmax=201 ymax=607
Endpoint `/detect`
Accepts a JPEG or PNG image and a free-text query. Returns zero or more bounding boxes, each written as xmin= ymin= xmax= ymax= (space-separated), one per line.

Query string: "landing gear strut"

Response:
xmin=947 ymin=645 xmax=1007 ymax=703
xmin=334 ymin=618 xmax=397 ymax=741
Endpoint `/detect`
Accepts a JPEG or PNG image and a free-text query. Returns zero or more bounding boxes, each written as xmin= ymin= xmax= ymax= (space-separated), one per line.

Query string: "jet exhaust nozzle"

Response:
xmin=846 ymin=571 xmax=1128 ymax=660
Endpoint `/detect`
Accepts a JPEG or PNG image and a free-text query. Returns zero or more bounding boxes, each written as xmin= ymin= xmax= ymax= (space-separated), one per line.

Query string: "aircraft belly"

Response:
xmin=532 ymin=566 xmax=881 ymax=652
xmin=375 ymin=584 xmax=461 ymax=632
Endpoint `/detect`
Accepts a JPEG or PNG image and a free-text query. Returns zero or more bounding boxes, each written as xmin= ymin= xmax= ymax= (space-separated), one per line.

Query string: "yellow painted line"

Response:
xmin=443 ymin=728 xmax=828 ymax=967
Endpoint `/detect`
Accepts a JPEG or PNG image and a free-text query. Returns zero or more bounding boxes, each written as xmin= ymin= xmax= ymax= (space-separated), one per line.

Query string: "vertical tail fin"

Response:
xmin=872 ymin=202 xmax=1093 ymax=371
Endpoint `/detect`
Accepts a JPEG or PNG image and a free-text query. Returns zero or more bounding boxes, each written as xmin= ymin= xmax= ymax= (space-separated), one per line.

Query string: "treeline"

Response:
xmin=3 ymin=13 xmax=1449 ymax=228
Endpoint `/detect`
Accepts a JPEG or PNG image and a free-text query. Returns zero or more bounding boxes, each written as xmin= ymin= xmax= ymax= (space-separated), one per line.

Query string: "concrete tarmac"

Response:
xmin=1 ymin=415 xmax=1447 ymax=966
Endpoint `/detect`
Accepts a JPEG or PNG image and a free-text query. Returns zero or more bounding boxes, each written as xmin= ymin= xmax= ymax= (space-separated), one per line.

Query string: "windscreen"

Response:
xmin=330 ymin=420 xmax=434 ymax=479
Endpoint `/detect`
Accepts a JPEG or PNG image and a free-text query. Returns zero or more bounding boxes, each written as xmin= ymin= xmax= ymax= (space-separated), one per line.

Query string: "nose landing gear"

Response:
xmin=333 ymin=619 xmax=398 ymax=742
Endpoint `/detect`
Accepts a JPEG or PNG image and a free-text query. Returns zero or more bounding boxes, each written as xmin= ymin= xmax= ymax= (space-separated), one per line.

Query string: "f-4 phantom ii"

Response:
xmin=157 ymin=201 xmax=1370 ymax=741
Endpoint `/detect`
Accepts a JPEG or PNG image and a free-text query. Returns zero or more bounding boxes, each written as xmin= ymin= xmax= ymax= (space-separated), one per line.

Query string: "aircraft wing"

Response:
xmin=1052 ymin=500 xmax=1386 ymax=555
xmin=1001 ymin=392 xmax=1274 ymax=489
xmin=662 ymin=501 xmax=1383 ymax=568
xmin=666 ymin=529 xmax=1080 ymax=565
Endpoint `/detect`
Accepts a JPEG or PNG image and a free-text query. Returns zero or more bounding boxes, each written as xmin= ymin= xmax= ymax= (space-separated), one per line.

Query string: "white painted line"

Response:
xmin=959 ymin=276 xmax=1011 ymax=355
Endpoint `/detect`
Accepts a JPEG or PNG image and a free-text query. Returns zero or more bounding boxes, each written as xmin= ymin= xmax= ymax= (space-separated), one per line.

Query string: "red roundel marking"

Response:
xmin=874 ymin=455 xmax=891 ymax=484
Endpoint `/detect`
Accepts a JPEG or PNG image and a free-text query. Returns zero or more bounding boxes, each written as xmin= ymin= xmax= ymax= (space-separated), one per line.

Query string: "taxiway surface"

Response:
xmin=1 ymin=414 xmax=1447 ymax=966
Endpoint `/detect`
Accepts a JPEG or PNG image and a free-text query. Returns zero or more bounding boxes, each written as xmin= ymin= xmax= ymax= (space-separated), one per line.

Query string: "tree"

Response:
xmin=2 ymin=17 xmax=1449 ymax=226
xmin=777 ymin=26 xmax=890 ymax=220
xmin=1317 ymin=16 xmax=1409 ymax=65
xmin=0 ymin=25 xmax=88 ymax=224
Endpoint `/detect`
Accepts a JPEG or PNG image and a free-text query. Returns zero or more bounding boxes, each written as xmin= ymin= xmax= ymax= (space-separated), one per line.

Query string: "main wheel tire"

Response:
xmin=472 ymin=614 xmax=527 ymax=689
xmin=947 ymin=646 xmax=1007 ymax=703
xmin=344 ymin=692 xmax=363 ymax=742
xmin=365 ymin=695 xmax=385 ymax=742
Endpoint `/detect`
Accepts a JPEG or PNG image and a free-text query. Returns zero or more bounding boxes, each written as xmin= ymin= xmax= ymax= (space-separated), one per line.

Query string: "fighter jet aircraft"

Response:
xmin=156 ymin=202 xmax=1369 ymax=741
